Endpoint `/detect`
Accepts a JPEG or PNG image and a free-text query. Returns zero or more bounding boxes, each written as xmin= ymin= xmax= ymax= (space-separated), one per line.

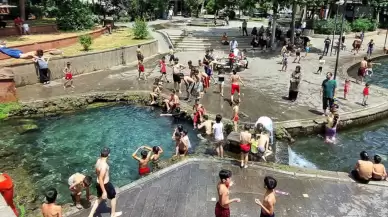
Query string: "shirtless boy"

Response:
xmin=132 ymin=146 xmax=153 ymax=176
xmin=372 ymin=155 xmax=387 ymax=181
xmin=240 ymin=124 xmax=252 ymax=168
xmin=164 ymin=90 xmax=180 ymax=112
xmin=232 ymin=100 xmax=240 ymax=132
xmin=174 ymin=132 xmax=188 ymax=156
xmin=256 ymin=123 xmax=272 ymax=162
xmin=88 ymin=148 xmax=122 ymax=217
xmin=197 ymin=115 xmax=212 ymax=137
xmin=215 ymin=169 xmax=240 ymax=217
xmin=357 ymin=57 xmax=368 ymax=84
xmin=150 ymin=78 xmax=162 ymax=105
xmin=183 ymin=75 xmax=195 ymax=101
xmin=68 ymin=173 xmax=92 ymax=208
xmin=230 ymin=70 xmax=245 ymax=103
xmin=41 ymin=188 xmax=62 ymax=217
xmin=255 ymin=176 xmax=277 ymax=217
xmin=350 ymin=150 xmax=373 ymax=184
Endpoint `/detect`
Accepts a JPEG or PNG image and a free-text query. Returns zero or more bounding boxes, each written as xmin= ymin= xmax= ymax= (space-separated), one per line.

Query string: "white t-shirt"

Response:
xmin=213 ymin=122 xmax=224 ymax=141
xmin=301 ymin=22 xmax=306 ymax=28
xmin=319 ymin=59 xmax=325 ymax=66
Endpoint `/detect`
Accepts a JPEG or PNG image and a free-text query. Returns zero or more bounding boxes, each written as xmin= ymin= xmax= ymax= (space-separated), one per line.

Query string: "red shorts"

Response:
xmin=240 ymin=144 xmax=250 ymax=153
xmin=215 ymin=202 xmax=230 ymax=217
xmin=233 ymin=115 xmax=239 ymax=122
xmin=139 ymin=167 xmax=150 ymax=175
xmin=231 ymin=84 xmax=240 ymax=95
xmin=344 ymin=86 xmax=349 ymax=94
xmin=204 ymin=76 xmax=210 ymax=88
xmin=65 ymin=73 xmax=73 ymax=80
xmin=0 ymin=173 xmax=18 ymax=216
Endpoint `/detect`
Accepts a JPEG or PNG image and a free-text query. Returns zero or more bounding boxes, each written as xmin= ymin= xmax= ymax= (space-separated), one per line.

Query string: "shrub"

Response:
xmin=79 ymin=35 xmax=92 ymax=51
xmin=132 ymin=18 xmax=149 ymax=39
xmin=56 ymin=0 xmax=95 ymax=31
xmin=351 ymin=18 xmax=377 ymax=32
xmin=313 ymin=16 xmax=351 ymax=35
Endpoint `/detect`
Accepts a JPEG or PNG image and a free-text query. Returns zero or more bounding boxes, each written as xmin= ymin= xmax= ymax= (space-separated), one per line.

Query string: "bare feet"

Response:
xmin=111 ymin=211 xmax=123 ymax=217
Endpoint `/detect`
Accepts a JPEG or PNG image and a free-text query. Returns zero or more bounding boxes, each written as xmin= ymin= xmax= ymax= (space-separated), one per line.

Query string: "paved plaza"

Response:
xmin=68 ymin=160 xmax=388 ymax=217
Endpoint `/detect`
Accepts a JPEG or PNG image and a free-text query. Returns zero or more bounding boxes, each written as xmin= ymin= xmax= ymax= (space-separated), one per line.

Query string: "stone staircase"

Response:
xmin=169 ymin=35 xmax=254 ymax=52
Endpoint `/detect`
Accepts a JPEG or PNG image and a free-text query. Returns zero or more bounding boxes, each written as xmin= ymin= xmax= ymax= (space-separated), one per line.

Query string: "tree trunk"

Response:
xmin=19 ymin=0 xmax=25 ymax=20
xmin=270 ymin=2 xmax=278 ymax=48
xmin=290 ymin=2 xmax=297 ymax=45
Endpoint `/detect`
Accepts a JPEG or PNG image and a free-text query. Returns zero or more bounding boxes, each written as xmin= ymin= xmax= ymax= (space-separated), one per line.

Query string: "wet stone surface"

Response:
xmin=69 ymin=161 xmax=388 ymax=217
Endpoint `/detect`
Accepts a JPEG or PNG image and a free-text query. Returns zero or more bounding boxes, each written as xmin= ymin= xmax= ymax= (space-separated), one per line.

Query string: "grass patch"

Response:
xmin=0 ymin=102 xmax=21 ymax=119
xmin=60 ymin=28 xmax=152 ymax=56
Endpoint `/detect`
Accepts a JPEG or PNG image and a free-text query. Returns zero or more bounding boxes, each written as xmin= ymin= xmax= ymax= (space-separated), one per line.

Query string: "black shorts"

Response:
xmin=96 ymin=182 xmax=116 ymax=199
xmin=137 ymin=54 xmax=144 ymax=61
xmin=322 ymin=97 xmax=334 ymax=110
xmin=169 ymin=55 xmax=175 ymax=62
xmin=173 ymin=74 xmax=181 ymax=83
xmin=318 ymin=66 xmax=323 ymax=71
xmin=296 ymin=52 xmax=300 ymax=56
xmin=218 ymin=76 xmax=225 ymax=82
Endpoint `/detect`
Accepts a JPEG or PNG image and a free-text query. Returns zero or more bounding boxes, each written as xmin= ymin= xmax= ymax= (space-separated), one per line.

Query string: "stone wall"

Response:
xmin=0 ymin=27 xmax=105 ymax=60
xmin=0 ymin=24 xmax=58 ymax=37
xmin=0 ymin=79 xmax=17 ymax=102
xmin=11 ymin=40 xmax=158 ymax=87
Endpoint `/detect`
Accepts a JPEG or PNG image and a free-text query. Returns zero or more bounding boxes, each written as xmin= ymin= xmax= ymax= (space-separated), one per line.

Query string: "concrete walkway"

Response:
xmin=68 ymin=159 xmax=388 ymax=217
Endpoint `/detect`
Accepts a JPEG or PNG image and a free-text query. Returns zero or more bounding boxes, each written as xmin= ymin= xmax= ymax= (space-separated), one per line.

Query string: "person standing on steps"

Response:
xmin=88 ymin=148 xmax=122 ymax=217
xmin=323 ymin=36 xmax=331 ymax=56
xmin=321 ymin=72 xmax=337 ymax=116
xmin=242 ymin=20 xmax=248 ymax=36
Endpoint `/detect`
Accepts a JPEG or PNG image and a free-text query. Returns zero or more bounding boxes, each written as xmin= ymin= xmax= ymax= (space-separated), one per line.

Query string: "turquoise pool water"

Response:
xmin=0 ymin=104 xmax=199 ymax=204
xmin=277 ymin=120 xmax=388 ymax=172
xmin=364 ymin=59 xmax=388 ymax=88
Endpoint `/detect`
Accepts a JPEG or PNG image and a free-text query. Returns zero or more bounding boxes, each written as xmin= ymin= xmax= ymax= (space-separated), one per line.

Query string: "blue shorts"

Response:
xmin=305 ymin=47 xmax=310 ymax=52
xmin=0 ymin=47 xmax=23 ymax=59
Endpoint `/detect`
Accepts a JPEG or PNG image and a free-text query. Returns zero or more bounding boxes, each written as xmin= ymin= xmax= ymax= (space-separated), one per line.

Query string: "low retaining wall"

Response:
xmin=0 ymin=79 xmax=16 ymax=102
xmin=312 ymin=30 xmax=379 ymax=38
xmin=0 ymin=27 xmax=106 ymax=60
xmin=0 ymin=24 xmax=58 ymax=37
xmin=11 ymin=40 xmax=157 ymax=87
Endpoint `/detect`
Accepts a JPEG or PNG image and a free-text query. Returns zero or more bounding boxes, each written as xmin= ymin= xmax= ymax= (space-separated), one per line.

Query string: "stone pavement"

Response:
xmin=68 ymin=159 xmax=388 ymax=217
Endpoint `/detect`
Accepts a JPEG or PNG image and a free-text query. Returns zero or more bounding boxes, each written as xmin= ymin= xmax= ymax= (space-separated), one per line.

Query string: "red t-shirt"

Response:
xmin=159 ymin=60 xmax=166 ymax=72
xmin=14 ymin=18 xmax=22 ymax=25
xmin=363 ymin=87 xmax=369 ymax=96
xmin=229 ymin=53 xmax=235 ymax=62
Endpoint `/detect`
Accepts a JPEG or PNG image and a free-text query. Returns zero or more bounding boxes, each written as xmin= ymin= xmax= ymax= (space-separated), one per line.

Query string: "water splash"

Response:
xmin=288 ymin=146 xmax=317 ymax=169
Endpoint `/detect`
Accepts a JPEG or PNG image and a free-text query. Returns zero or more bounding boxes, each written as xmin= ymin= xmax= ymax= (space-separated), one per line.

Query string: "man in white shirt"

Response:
xmin=230 ymin=38 xmax=238 ymax=51
xmin=213 ymin=114 xmax=224 ymax=158
xmin=301 ymin=21 xmax=306 ymax=33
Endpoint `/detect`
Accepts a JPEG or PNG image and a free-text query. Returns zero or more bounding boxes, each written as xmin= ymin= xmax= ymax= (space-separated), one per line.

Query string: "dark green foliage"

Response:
xmin=351 ymin=19 xmax=377 ymax=32
xmin=314 ymin=16 xmax=351 ymax=35
xmin=56 ymin=0 xmax=95 ymax=31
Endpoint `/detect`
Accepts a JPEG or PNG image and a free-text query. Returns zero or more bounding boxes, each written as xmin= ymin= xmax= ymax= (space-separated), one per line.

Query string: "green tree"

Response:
xmin=56 ymin=0 xmax=95 ymax=31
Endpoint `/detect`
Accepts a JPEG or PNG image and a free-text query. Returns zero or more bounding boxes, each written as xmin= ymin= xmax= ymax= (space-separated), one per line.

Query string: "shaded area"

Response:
xmin=69 ymin=161 xmax=388 ymax=217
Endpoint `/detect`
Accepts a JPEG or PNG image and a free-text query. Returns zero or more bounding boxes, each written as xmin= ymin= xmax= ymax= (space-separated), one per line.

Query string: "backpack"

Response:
xmin=37 ymin=58 xmax=48 ymax=69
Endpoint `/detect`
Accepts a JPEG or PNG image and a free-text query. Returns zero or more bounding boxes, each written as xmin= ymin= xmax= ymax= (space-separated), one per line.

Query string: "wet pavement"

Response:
xmin=15 ymin=19 xmax=388 ymax=123
xmin=68 ymin=160 xmax=388 ymax=217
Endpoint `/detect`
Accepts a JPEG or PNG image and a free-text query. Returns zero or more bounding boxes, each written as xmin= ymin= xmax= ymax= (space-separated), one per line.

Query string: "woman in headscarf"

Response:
xmin=288 ymin=65 xmax=302 ymax=102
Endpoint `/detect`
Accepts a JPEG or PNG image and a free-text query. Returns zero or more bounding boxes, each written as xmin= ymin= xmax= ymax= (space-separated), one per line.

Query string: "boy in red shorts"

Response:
xmin=230 ymin=70 xmax=245 ymax=103
xmin=63 ymin=62 xmax=74 ymax=89
xmin=215 ymin=169 xmax=240 ymax=217
xmin=138 ymin=59 xmax=146 ymax=80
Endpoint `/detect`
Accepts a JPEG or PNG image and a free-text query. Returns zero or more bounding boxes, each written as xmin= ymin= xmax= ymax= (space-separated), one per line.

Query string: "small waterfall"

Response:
xmin=287 ymin=146 xmax=317 ymax=169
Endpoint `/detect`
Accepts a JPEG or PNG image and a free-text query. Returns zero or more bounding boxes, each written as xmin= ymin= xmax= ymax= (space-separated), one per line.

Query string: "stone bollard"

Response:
xmin=0 ymin=67 xmax=17 ymax=103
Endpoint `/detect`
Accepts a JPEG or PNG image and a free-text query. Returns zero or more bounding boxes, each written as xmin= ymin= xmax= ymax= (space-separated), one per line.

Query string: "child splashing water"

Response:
xmin=325 ymin=105 xmax=339 ymax=144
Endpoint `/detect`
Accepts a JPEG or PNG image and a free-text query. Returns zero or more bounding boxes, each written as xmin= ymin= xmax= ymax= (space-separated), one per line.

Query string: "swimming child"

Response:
xmin=362 ymin=83 xmax=370 ymax=106
xmin=344 ymin=78 xmax=350 ymax=100
xmin=63 ymin=62 xmax=74 ymax=89
xmin=41 ymin=188 xmax=62 ymax=217
xmin=132 ymin=146 xmax=152 ymax=176
xmin=138 ymin=59 xmax=146 ymax=80
xmin=317 ymin=56 xmax=325 ymax=75
xmin=151 ymin=146 xmax=163 ymax=170
xmin=372 ymin=155 xmax=387 ymax=181
xmin=325 ymin=105 xmax=339 ymax=144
